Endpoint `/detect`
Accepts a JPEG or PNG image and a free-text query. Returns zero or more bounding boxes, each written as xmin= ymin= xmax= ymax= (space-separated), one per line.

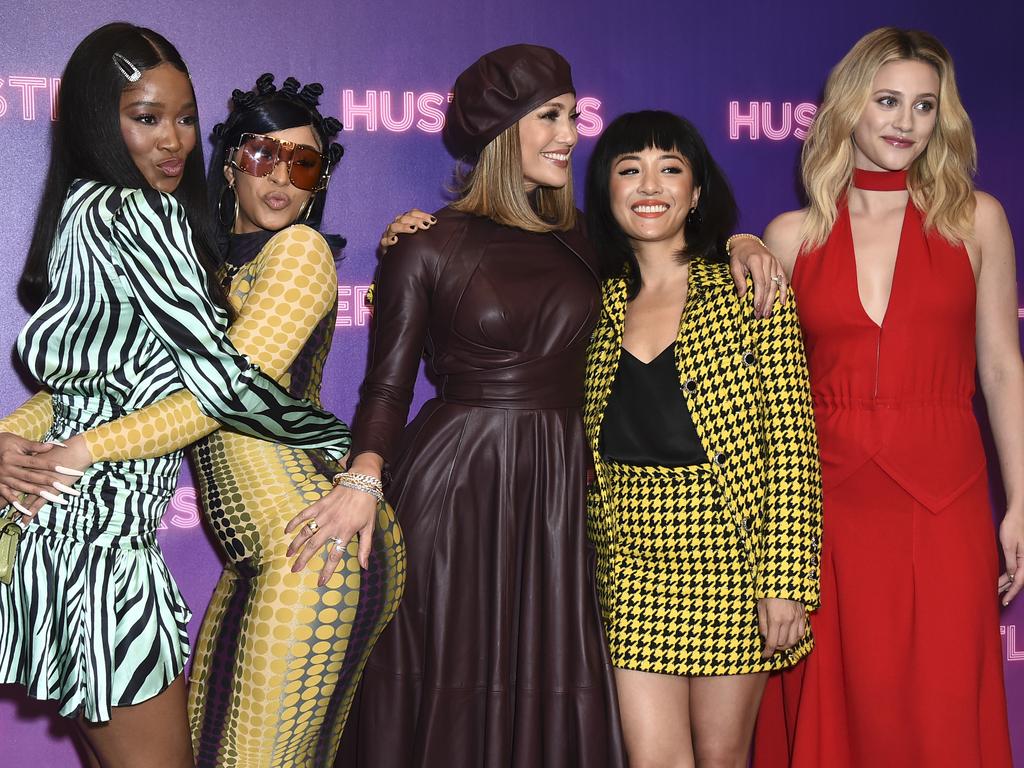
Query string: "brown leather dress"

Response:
xmin=339 ymin=208 xmax=626 ymax=767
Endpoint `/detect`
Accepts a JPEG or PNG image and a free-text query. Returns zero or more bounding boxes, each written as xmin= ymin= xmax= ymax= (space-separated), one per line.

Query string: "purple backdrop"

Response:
xmin=1 ymin=0 xmax=1022 ymax=763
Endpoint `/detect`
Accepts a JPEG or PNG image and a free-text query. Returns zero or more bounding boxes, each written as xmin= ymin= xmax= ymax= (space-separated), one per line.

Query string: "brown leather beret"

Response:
xmin=444 ymin=44 xmax=575 ymax=158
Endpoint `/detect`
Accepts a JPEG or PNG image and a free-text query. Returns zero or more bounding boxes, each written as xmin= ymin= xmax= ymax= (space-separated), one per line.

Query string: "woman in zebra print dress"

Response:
xmin=0 ymin=24 xmax=352 ymax=767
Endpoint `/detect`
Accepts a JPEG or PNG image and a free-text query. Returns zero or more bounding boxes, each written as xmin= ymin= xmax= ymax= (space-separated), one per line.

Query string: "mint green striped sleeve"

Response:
xmin=109 ymin=188 xmax=350 ymax=460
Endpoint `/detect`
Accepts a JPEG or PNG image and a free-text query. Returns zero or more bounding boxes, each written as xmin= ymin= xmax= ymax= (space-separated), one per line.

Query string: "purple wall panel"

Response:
xmin=0 ymin=0 xmax=1021 ymax=763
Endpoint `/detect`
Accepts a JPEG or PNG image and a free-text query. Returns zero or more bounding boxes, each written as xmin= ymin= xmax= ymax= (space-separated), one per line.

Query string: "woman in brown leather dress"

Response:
xmin=293 ymin=44 xmax=627 ymax=767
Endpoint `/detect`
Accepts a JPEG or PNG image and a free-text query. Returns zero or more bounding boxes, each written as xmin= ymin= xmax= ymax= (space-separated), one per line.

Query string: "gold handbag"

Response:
xmin=0 ymin=507 xmax=24 ymax=585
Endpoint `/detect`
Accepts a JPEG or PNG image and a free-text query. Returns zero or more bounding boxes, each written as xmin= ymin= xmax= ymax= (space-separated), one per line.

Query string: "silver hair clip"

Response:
xmin=112 ymin=52 xmax=141 ymax=83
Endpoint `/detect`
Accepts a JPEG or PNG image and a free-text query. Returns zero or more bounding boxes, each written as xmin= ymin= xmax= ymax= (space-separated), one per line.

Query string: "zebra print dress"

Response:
xmin=0 ymin=179 xmax=351 ymax=723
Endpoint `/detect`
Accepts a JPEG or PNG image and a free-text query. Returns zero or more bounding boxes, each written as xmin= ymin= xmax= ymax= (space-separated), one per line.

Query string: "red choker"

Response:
xmin=852 ymin=167 xmax=909 ymax=191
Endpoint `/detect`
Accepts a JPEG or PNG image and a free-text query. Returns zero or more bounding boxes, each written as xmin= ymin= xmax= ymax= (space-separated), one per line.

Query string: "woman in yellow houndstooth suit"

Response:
xmin=581 ymin=111 xmax=823 ymax=768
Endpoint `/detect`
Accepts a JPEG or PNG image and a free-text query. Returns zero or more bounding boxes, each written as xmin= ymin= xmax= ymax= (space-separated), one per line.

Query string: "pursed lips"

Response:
xmin=263 ymin=192 xmax=292 ymax=211
xmin=156 ymin=157 xmax=184 ymax=176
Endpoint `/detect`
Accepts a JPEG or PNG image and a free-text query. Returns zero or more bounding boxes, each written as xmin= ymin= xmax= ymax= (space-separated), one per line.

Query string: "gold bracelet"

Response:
xmin=725 ymin=233 xmax=767 ymax=257
xmin=332 ymin=471 xmax=382 ymax=489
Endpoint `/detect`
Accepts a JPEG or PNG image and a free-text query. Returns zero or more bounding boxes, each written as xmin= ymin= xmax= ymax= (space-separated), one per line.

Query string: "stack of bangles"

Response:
xmin=332 ymin=471 xmax=385 ymax=502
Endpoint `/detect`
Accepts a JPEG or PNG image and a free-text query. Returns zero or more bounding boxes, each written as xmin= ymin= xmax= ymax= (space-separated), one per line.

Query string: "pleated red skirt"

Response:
xmin=753 ymin=460 xmax=1012 ymax=768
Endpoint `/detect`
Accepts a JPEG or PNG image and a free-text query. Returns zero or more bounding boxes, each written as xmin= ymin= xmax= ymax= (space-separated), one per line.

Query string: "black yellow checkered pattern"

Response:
xmin=583 ymin=259 xmax=823 ymax=675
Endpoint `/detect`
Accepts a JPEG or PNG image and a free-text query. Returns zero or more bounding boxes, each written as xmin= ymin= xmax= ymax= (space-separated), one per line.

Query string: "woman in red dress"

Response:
xmin=752 ymin=27 xmax=1023 ymax=767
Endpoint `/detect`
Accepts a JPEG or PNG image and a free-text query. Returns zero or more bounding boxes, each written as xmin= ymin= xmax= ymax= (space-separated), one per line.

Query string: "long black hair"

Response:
xmin=585 ymin=110 xmax=738 ymax=298
xmin=208 ymin=73 xmax=345 ymax=258
xmin=20 ymin=22 xmax=224 ymax=311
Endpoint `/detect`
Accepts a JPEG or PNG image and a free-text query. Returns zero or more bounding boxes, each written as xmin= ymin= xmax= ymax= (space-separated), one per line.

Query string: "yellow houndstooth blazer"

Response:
xmin=583 ymin=257 xmax=823 ymax=607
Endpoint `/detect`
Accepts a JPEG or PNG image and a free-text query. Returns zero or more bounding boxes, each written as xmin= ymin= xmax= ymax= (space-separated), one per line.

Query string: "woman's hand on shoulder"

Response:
xmin=728 ymin=210 xmax=803 ymax=319
xmin=756 ymin=596 xmax=807 ymax=658
xmin=379 ymin=209 xmax=437 ymax=253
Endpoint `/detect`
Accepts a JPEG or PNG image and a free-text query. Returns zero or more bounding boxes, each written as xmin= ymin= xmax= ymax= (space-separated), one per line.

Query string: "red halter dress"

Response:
xmin=753 ymin=168 xmax=1012 ymax=768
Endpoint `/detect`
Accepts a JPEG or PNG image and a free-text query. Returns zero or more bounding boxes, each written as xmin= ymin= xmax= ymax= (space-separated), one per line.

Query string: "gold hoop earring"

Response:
xmin=300 ymin=195 xmax=316 ymax=223
xmin=217 ymin=184 xmax=239 ymax=230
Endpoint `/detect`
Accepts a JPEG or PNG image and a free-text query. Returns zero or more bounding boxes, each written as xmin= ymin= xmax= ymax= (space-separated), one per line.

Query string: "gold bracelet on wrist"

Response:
xmin=332 ymin=471 xmax=385 ymax=502
xmin=725 ymin=233 xmax=767 ymax=257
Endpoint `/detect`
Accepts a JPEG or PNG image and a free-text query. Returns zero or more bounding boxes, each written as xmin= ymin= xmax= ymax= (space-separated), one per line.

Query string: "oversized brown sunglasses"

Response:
xmin=229 ymin=133 xmax=328 ymax=191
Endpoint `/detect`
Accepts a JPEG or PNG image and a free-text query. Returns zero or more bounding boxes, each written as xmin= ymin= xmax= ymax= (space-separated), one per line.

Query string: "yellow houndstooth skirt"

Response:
xmin=594 ymin=461 xmax=812 ymax=676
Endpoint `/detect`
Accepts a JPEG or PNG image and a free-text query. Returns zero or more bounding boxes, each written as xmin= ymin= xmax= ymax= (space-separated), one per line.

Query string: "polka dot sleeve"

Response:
xmin=84 ymin=225 xmax=339 ymax=462
xmin=0 ymin=391 xmax=54 ymax=441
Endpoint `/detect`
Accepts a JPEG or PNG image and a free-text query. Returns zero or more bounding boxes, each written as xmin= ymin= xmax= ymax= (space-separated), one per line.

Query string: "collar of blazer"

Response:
xmin=583 ymin=256 xmax=735 ymax=457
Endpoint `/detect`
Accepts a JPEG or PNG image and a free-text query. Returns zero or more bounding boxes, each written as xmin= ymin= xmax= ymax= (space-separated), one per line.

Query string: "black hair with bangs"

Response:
xmin=585 ymin=110 xmax=737 ymax=298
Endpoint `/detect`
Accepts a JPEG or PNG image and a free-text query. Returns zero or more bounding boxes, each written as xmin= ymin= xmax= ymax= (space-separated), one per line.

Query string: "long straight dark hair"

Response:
xmin=20 ymin=22 xmax=227 ymax=312
xmin=585 ymin=110 xmax=738 ymax=299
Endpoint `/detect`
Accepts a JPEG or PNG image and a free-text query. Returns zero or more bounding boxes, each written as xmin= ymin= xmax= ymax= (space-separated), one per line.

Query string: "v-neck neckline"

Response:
xmin=845 ymin=199 xmax=912 ymax=331
xmin=621 ymin=343 xmax=675 ymax=367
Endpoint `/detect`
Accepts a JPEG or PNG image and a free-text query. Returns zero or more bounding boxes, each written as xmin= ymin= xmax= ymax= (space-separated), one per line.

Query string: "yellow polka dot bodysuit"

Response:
xmin=184 ymin=226 xmax=405 ymax=767
xmin=4 ymin=225 xmax=405 ymax=766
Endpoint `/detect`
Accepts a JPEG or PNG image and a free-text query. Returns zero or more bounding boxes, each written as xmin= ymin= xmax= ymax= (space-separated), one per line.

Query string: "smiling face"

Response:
xmin=119 ymin=62 xmax=198 ymax=193
xmin=608 ymin=146 xmax=700 ymax=249
xmin=518 ymin=93 xmax=578 ymax=192
xmin=852 ymin=58 xmax=940 ymax=172
xmin=226 ymin=125 xmax=320 ymax=234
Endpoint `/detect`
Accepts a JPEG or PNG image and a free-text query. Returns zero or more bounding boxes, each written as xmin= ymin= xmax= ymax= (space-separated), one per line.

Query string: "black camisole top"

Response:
xmin=600 ymin=344 xmax=708 ymax=467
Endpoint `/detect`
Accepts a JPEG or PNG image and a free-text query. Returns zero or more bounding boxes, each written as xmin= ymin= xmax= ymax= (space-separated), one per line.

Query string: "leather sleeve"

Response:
xmin=349 ymin=223 xmax=448 ymax=463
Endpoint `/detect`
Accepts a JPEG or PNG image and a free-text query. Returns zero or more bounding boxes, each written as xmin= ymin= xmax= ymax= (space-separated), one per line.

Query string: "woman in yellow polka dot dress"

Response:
xmin=179 ymin=76 xmax=405 ymax=766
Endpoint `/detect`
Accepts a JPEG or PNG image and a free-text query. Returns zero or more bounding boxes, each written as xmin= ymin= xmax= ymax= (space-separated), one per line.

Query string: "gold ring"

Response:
xmin=306 ymin=520 xmax=320 ymax=534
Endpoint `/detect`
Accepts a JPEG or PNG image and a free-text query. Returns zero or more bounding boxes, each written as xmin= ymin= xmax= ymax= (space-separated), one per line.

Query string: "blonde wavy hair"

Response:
xmin=450 ymin=121 xmax=577 ymax=233
xmin=801 ymin=27 xmax=976 ymax=249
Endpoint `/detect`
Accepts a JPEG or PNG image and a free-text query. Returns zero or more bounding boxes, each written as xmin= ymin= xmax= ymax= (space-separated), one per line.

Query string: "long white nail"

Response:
xmin=39 ymin=490 xmax=66 ymax=506
xmin=12 ymin=501 xmax=30 ymax=515
xmin=47 ymin=441 xmax=68 ymax=448
xmin=55 ymin=465 xmax=85 ymax=477
xmin=53 ymin=482 xmax=81 ymax=497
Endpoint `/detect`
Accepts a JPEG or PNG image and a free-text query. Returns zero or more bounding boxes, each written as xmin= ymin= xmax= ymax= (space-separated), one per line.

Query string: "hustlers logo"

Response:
xmin=728 ymin=101 xmax=817 ymax=141
xmin=341 ymin=89 xmax=604 ymax=137
xmin=1002 ymin=625 xmax=1024 ymax=662
xmin=0 ymin=76 xmax=60 ymax=120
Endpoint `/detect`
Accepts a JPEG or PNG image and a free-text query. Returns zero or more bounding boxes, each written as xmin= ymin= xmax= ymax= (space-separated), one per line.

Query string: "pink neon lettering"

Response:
xmin=1004 ymin=625 xmax=1024 ymax=661
xmin=354 ymin=286 xmax=373 ymax=326
xmin=343 ymin=90 xmax=378 ymax=132
xmin=8 ymin=76 xmax=47 ymax=121
xmin=336 ymin=285 xmax=374 ymax=328
xmin=575 ymin=97 xmax=603 ymax=137
xmin=381 ymin=90 xmax=416 ymax=132
xmin=761 ymin=101 xmax=792 ymax=141
xmin=49 ymin=77 xmax=60 ymax=121
xmin=729 ymin=101 xmax=759 ymax=140
xmin=167 ymin=487 xmax=200 ymax=528
xmin=337 ymin=285 xmax=352 ymax=327
xmin=416 ymin=92 xmax=446 ymax=133
xmin=793 ymin=102 xmax=816 ymax=140
xmin=0 ymin=80 xmax=7 ymax=119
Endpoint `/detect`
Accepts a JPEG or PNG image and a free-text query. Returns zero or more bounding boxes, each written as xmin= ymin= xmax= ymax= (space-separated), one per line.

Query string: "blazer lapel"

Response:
xmin=583 ymin=276 xmax=628 ymax=452
xmin=674 ymin=260 xmax=736 ymax=480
